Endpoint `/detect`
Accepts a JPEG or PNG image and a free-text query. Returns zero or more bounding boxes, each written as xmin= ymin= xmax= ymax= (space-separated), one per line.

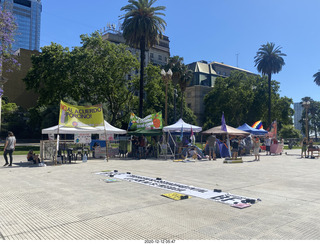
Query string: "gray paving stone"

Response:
xmin=0 ymin=149 xmax=320 ymax=240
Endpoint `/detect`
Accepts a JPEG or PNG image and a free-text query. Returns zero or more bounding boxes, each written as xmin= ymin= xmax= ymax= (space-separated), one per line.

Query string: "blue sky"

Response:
xmin=40 ymin=0 xmax=320 ymax=103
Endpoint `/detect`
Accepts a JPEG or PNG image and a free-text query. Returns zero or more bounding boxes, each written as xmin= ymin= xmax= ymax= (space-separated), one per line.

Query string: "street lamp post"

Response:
xmin=302 ymin=101 xmax=311 ymax=141
xmin=173 ymin=88 xmax=177 ymax=122
xmin=161 ymin=69 xmax=172 ymax=126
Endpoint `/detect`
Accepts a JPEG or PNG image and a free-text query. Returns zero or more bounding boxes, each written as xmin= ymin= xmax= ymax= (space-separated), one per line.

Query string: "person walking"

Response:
xmin=207 ymin=133 xmax=216 ymax=160
xmin=3 ymin=131 xmax=16 ymax=167
xmin=253 ymin=137 xmax=261 ymax=161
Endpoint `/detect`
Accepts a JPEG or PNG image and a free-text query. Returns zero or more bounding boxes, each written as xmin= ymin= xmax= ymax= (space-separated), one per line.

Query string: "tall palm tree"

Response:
xmin=254 ymin=42 xmax=286 ymax=126
xmin=120 ymin=0 xmax=166 ymax=118
xmin=313 ymin=70 xmax=320 ymax=86
xmin=179 ymin=64 xmax=193 ymax=119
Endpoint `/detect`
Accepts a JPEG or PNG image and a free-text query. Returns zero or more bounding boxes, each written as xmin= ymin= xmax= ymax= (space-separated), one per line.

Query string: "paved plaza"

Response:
xmin=0 ymin=148 xmax=320 ymax=240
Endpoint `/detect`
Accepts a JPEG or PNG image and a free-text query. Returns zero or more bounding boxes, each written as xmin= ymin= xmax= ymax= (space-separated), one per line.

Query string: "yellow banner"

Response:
xmin=59 ymin=101 xmax=104 ymax=127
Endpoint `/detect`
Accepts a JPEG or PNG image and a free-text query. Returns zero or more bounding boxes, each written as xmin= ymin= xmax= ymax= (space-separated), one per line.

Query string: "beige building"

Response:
xmin=186 ymin=60 xmax=255 ymax=125
xmin=102 ymin=31 xmax=170 ymax=67
xmin=2 ymin=48 xmax=39 ymax=109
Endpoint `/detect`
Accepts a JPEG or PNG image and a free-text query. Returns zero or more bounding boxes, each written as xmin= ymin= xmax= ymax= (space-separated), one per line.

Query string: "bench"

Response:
xmin=307 ymin=147 xmax=320 ymax=158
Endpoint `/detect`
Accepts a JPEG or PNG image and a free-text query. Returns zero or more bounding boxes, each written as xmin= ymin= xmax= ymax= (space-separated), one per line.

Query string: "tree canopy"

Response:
xmin=203 ymin=71 xmax=293 ymax=130
xmin=24 ymin=32 xmax=139 ymax=126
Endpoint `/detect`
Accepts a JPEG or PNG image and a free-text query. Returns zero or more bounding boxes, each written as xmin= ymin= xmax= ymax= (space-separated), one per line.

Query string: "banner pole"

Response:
xmin=104 ymin=120 xmax=109 ymax=162
xmin=55 ymin=116 xmax=60 ymax=165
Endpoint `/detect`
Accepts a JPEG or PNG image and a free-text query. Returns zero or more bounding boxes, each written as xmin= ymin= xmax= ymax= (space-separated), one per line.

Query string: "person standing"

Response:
xmin=231 ymin=136 xmax=239 ymax=160
xmin=207 ymin=133 xmax=216 ymax=160
xmin=3 ymin=131 xmax=16 ymax=167
xmin=265 ymin=136 xmax=271 ymax=155
xmin=253 ymin=137 xmax=261 ymax=161
xmin=301 ymin=137 xmax=307 ymax=158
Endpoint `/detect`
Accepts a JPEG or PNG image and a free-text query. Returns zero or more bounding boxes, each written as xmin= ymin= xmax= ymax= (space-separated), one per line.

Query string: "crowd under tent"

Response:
xmin=162 ymin=118 xmax=202 ymax=159
xmin=202 ymin=125 xmax=250 ymax=158
xmin=41 ymin=120 xmax=127 ymax=162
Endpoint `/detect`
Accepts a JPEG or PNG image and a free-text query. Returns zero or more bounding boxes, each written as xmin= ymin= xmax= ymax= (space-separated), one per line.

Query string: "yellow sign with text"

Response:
xmin=59 ymin=101 xmax=104 ymax=127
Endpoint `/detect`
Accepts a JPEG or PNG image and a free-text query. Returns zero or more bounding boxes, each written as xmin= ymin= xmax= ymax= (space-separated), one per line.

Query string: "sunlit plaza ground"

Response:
xmin=0 ymin=148 xmax=320 ymax=240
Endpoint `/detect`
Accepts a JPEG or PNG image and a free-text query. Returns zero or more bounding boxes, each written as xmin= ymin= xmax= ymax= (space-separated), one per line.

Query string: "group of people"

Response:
xmin=204 ymin=134 xmax=279 ymax=161
xmin=131 ymin=135 xmax=157 ymax=159
xmin=3 ymin=131 xmax=39 ymax=167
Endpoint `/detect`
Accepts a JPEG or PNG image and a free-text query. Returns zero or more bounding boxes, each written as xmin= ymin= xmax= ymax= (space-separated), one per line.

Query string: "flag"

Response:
xmin=268 ymin=121 xmax=277 ymax=139
xmin=252 ymin=120 xmax=263 ymax=130
xmin=221 ymin=113 xmax=227 ymax=132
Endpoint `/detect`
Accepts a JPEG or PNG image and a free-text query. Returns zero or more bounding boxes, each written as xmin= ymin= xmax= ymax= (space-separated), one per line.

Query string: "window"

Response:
xmin=150 ymin=53 xmax=154 ymax=58
xmin=158 ymin=55 xmax=162 ymax=60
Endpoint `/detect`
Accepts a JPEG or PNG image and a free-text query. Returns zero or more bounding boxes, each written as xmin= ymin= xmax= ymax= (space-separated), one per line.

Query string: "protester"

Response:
xmin=206 ymin=133 xmax=216 ymax=160
xmin=231 ymin=136 xmax=239 ymax=160
xmin=265 ymin=136 xmax=271 ymax=155
xmin=301 ymin=137 xmax=307 ymax=158
xmin=3 ymin=131 xmax=16 ymax=167
xmin=253 ymin=137 xmax=260 ymax=161
xmin=308 ymin=139 xmax=315 ymax=158
xmin=188 ymin=146 xmax=201 ymax=160
xmin=27 ymin=150 xmax=40 ymax=164
xmin=138 ymin=135 xmax=147 ymax=159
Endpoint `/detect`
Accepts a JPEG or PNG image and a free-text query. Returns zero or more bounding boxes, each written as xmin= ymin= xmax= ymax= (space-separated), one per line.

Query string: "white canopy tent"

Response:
xmin=94 ymin=120 xmax=127 ymax=134
xmin=163 ymin=118 xmax=202 ymax=133
xmin=42 ymin=120 xmax=126 ymax=135
xmin=162 ymin=118 xmax=202 ymax=159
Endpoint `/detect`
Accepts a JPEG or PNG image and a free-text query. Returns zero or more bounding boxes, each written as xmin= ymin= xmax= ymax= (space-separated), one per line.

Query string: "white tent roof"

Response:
xmin=163 ymin=118 xmax=202 ymax=133
xmin=42 ymin=121 xmax=126 ymax=135
xmin=95 ymin=120 xmax=127 ymax=134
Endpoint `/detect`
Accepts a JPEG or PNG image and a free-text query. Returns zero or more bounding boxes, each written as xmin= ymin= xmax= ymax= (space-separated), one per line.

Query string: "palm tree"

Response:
xmin=165 ymin=56 xmax=184 ymax=86
xmin=313 ymin=70 xmax=320 ymax=86
xmin=179 ymin=64 xmax=193 ymax=119
xmin=120 ymin=0 xmax=166 ymax=118
xmin=254 ymin=42 xmax=286 ymax=126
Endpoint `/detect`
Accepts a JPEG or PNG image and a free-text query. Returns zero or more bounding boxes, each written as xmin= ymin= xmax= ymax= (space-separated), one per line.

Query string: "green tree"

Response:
xmin=203 ymin=71 xmax=293 ymax=130
xmin=313 ymin=70 xmax=320 ymax=86
xmin=140 ymin=63 xmax=196 ymax=126
xmin=178 ymin=63 xmax=193 ymax=119
xmin=0 ymin=4 xmax=19 ymax=74
xmin=279 ymin=124 xmax=301 ymax=140
xmin=24 ymin=32 xmax=139 ymax=126
xmin=254 ymin=42 xmax=286 ymax=126
xmin=120 ymin=0 xmax=166 ymax=118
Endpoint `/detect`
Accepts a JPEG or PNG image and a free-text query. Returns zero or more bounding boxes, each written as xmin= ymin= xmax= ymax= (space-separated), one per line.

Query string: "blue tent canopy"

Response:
xmin=237 ymin=123 xmax=268 ymax=135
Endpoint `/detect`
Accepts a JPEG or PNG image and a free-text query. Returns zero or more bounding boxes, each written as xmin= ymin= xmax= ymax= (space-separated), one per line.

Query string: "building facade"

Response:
xmin=101 ymin=29 xmax=170 ymax=67
xmin=2 ymin=48 xmax=39 ymax=109
xmin=186 ymin=60 xmax=255 ymax=125
xmin=0 ymin=0 xmax=42 ymax=51
xmin=293 ymin=102 xmax=303 ymax=133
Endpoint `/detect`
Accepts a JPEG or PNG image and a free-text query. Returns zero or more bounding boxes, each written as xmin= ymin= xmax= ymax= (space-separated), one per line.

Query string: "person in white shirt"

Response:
xmin=3 ymin=131 xmax=16 ymax=167
xmin=265 ymin=136 xmax=271 ymax=155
